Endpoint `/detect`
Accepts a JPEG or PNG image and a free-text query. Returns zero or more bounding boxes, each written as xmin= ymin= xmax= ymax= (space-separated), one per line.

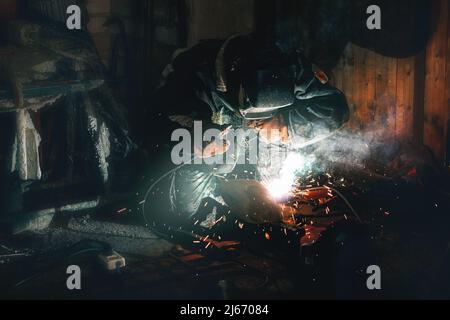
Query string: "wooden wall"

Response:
xmin=332 ymin=0 xmax=450 ymax=164
xmin=331 ymin=45 xmax=417 ymax=140
xmin=423 ymin=0 xmax=450 ymax=163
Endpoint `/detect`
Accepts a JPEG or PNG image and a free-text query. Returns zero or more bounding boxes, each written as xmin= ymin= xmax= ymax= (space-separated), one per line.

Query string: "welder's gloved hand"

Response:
xmin=194 ymin=138 xmax=230 ymax=159
xmin=248 ymin=114 xmax=290 ymax=144
xmin=193 ymin=126 xmax=234 ymax=159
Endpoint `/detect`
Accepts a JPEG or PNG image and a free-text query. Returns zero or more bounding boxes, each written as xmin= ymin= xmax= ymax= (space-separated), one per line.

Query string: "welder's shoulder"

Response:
xmin=298 ymin=72 xmax=347 ymax=104
xmin=293 ymin=77 xmax=350 ymax=126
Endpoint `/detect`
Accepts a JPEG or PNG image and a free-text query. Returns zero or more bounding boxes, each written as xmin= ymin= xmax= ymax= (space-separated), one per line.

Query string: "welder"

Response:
xmin=144 ymin=34 xmax=349 ymax=229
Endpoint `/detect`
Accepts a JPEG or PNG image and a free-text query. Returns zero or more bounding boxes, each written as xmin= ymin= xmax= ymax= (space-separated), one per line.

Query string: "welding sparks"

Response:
xmin=264 ymin=153 xmax=315 ymax=200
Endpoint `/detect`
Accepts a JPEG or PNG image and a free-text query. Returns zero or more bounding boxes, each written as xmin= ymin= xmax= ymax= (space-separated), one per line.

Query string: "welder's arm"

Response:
xmin=286 ymin=82 xmax=349 ymax=147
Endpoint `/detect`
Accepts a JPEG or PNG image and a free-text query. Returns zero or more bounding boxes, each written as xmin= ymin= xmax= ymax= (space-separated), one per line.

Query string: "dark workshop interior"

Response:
xmin=1 ymin=0 xmax=450 ymax=301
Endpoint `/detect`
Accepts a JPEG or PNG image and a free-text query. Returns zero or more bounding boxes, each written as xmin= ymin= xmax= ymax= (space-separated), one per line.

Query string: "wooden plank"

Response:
xmin=413 ymin=49 xmax=426 ymax=145
xmin=372 ymin=47 xmax=398 ymax=139
xmin=424 ymin=0 xmax=449 ymax=161
xmin=364 ymin=47 xmax=378 ymax=130
xmin=354 ymin=46 xmax=373 ymax=130
xmin=395 ymin=0 xmax=415 ymax=141
xmin=340 ymin=44 xmax=356 ymax=130
xmin=396 ymin=56 xmax=415 ymax=140
xmin=352 ymin=44 xmax=365 ymax=131
xmin=386 ymin=57 xmax=398 ymax=136
xmin=446 ymin=0 xmax=450 ymax=165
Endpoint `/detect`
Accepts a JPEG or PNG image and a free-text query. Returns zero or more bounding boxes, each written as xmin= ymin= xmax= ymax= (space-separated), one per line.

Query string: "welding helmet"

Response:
xmin=214 ymin=35 xmax=305 ymax=121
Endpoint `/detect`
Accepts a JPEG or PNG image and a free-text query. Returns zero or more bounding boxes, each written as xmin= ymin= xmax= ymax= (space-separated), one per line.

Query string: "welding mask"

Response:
xmin=214 ymin=36 xmax=299 ymax=122
xmin=239 ymin=59 xmax=297 ymax=120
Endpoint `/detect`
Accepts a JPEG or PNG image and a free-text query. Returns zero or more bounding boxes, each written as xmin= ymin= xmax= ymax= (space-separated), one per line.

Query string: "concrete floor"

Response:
xmin=0 ymin=216 xmax=302 ymax=299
